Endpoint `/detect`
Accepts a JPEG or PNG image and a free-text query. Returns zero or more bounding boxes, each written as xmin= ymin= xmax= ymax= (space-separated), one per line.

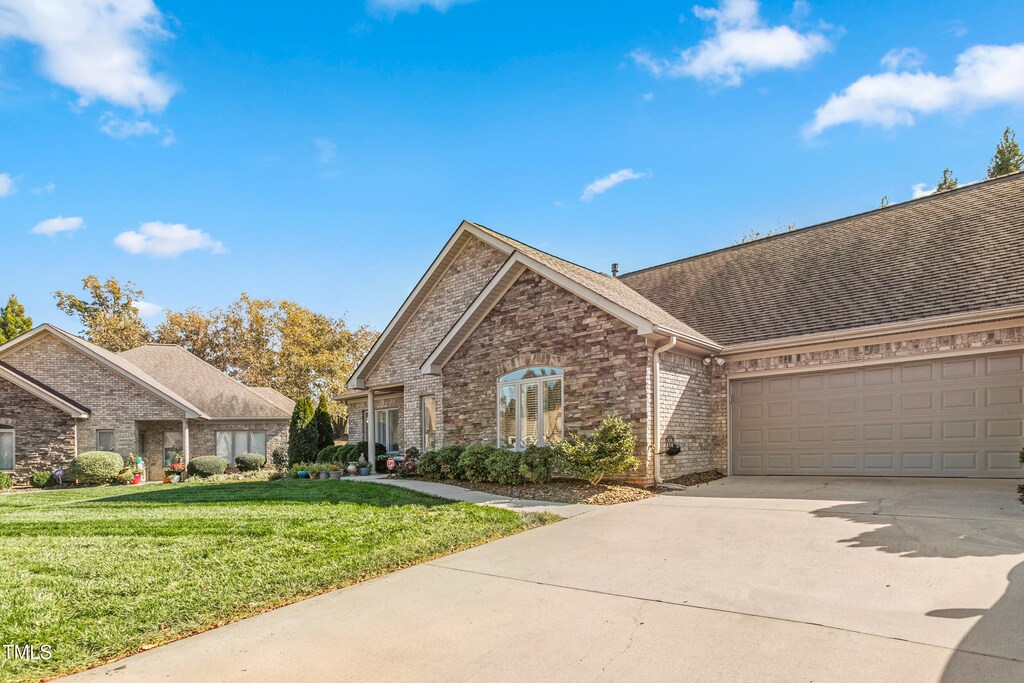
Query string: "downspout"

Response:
xmin=650 ymin=335 xmax=677 ymax=485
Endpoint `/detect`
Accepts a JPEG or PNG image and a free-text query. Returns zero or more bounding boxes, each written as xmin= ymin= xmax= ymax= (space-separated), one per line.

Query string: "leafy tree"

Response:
xmin=53 ymin=276 xmax=150 ymax=352
xmin=987 ymin=127 xmax=1023 ymax=178
xmin=0 ymin=294 xmax=33 ymax=344
xmin=153 ymin=307 xmax=224 ymax=365
xmin=287 ymin=396 xmax=316 ymax=465
xmin=220 ymin=294 xmax=279 ymax=389
xmin=312 ymin=393 xmax=335 ymax=450
xmin=935 ymin=168 xmax=958 ymax=192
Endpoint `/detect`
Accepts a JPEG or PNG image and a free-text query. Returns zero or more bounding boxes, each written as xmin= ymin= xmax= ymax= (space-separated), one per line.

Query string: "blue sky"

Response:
xmin=2 ymin=0 xmax=1023 ymax=332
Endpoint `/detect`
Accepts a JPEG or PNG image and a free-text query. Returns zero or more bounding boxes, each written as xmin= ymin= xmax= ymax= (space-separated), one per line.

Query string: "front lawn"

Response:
xmin=0 ymin=480 xmax=549 ymax=681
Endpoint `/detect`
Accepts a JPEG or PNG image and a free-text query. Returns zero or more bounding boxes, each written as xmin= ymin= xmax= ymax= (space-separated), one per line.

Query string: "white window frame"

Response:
xmin=421 ymin=395 xmax=437 ymax=452
xmin=375 ymin=409 xmax=400 ymax=454
xmin=214 ymin=430 xmax=268 ymax=465
xmin=96 ymin=429 xmax=115 ymax=451
xmin=496 ymin=367 xmax=564 ymax=450
xmin=0 ymin=428 xmax=14 ymax=472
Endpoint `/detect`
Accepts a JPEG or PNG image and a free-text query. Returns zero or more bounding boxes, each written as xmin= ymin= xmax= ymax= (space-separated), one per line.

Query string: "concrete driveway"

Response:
xmin=67 ymin=477 xmax=1024 ymax=682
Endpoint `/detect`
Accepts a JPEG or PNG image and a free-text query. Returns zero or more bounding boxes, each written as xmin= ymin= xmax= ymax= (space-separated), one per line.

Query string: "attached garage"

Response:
xmin=730 ymin=351 xmax=1024 ymax=478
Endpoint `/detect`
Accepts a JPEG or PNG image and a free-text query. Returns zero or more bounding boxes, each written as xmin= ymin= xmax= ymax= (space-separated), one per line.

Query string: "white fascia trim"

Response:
xmin=722 ymin=305 xmax=1024 ymax=357
xmin=0 ymin=325 xmax=206 ymax=419
xmin=0 ymin=366 xmax=89 ymax=418
xmin=347 ymin=221 xmax=515 ymax=389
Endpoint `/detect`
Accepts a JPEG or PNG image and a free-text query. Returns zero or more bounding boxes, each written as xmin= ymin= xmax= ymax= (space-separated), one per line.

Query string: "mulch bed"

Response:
xmin=664 ymin=470 xmax=725 ymax=487
xmin=412 ymin=477 xmax=658 ymax=505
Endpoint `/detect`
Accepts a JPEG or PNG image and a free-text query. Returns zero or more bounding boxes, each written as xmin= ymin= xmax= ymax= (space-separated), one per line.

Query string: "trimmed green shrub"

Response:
xmin=271 ymin=447 xmax=288 ymax=472
xmin=522 ymin=445 xmax=556 ymax=484
xmin=235 ymin=453 xmax=266 ymax=472
xmin=434 ymin=445 xmax=465 ymax=479
xmin=66 ymin=451 xmax=124 ymax=486
xmin=29 ymin=471 xmax=57 ymax=488
xmin=315 ymin=445 xmax=339 ymax=463
xmin=459 ymin=445 xmax=496 ymax=482
xmin=0 ymin=472 xmax=12 ymax=489
xmin=187 ymin=455 xmax=228 ymax=478
xmin=555 ymin=416 xmax=639 ymax=485
xmin=486 ymin=448 xmax=526 ymax=485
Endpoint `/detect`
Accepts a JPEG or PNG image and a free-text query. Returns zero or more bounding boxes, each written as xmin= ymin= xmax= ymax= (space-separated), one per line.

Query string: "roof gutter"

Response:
xmin=650 ymin=335 xmax=677 ymax=485
xmin=653 ymin=325 xmax=721 ymax=353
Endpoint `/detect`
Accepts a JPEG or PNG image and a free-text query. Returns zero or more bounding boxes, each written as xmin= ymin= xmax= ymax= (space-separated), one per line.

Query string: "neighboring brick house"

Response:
xmin=0 ymin=325 xmax=293 ymax=483
xmin=342 ymin=172 xmax=1024 ymax=483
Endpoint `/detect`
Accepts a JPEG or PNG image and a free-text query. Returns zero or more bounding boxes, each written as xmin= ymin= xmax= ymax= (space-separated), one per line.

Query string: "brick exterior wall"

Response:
xmin=3 ymin=335 xmax=184 ymax=457
xmin=442 ymin=270 xmax=653 ymax=481
xmin=710 ymin=324 xmax=1024 ymax=472
xmin=657 ymin=350 xmax=714 ymax=480
xmin=344 ymin=395 xmax=403 ymax=448
xmin=0 ymin=377 xmax=77 ymax=483
xmin=356 ymin=236 xmax=507 ymax=451
xmin=138 ymin=420 xmax=289 ymax=480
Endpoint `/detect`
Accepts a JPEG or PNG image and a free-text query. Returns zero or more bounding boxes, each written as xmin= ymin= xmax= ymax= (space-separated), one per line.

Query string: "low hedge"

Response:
xmin=66 ymin=451 xmax=124 ymax=486
xmin=29 ymin=471 xmax=57 ymax=488
xmin=0 ymin=472 xmax=12 ymax=490
xmin=235 ymin=453 xmax=266 ymax=472
xmin=186 ymin=455 xmax=229 ymax=478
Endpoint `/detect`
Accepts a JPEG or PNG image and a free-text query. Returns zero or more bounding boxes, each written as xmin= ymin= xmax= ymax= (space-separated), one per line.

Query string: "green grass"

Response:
xmin=0 ymin=479 xmax=553 ymax=682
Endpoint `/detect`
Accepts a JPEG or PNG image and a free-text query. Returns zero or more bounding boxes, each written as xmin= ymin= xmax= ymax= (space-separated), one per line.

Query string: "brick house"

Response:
xmin=0 ymin=324 xmax=293 ymax=483
xmin=341 ymin=172 xmax=1024 ymax=483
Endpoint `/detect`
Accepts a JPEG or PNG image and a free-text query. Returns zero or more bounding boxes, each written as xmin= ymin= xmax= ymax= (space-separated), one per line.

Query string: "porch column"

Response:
xmin=182 ymin=419 xmax=190 ymax=466
xmin=366 ymin=390 xmax=375 ymax=468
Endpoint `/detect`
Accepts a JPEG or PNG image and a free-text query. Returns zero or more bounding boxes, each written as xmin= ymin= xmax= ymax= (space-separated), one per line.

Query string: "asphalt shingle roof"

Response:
xmin=619 ymin=172 xmax=1024 ymax=346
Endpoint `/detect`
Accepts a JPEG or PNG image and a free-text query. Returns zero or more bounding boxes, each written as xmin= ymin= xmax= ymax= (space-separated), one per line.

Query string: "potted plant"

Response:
xmin=358 ymin=455 xmax=370 ymax=476
xmin=130 ymin=466 xmax=144 ymax=485
xmin=305 ymin=463 xmax=319 ymax=479
xmin=164 ymin=462 xmax=185 ymax=483
xmin=329 ymin=462 xmax=342 ymax=480
xmin=318 ymin=463 xmax=330 ymax=480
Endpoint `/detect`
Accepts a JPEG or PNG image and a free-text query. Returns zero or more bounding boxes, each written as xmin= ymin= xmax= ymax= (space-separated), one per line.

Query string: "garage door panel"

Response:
xmin=731 ymin=353 xmax=1024 ymax=478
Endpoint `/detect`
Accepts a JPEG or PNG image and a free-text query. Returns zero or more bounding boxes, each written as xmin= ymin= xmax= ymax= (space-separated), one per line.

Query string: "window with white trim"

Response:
xmin=421 ymin=395 xmax=437 ymax=452
xmin=375 ymin=409 xmax=400 ymax=453
xmin=96 ymin=430 xmax=115 ymax=451
xmin=215 ymin=430 xmax=267 ymax=465
xmin=0 ymin=427 xmax=14 ymax=472
xmin=497 ymin=367 xmax=564 ymax=449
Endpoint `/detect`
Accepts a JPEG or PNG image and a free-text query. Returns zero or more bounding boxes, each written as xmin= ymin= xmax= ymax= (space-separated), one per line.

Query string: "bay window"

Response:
xmin=497 ymin=367 xmax=563 ymax=449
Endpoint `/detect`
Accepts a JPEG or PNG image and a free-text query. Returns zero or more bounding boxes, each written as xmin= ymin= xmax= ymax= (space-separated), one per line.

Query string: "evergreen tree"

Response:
xmin=935 ymin=168 xmax=958 ymax=192
xmin=987 ymin=127 xmax=1023 ymax=178
xmin=0 ymin=295 xmax=33 ymax=344
xmin=287 ymin=396 xmax=315 ymax=465
xmin=312 ymin=393 xmax=335 ymax=450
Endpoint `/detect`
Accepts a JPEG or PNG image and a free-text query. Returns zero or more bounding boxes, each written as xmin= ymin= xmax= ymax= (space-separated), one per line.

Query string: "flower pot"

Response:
xmin=346 ymin=463 xmax=357 ymax=476
xmin=319 ymin=471 xmax=330 ymax=480
xmin=297 ymin=470 xmax=310 ymax=479
xmin=329 ymin=471 xmax=342 ymax=480
xmin=359 ymin=467 xmax=370 ymax=476
xmin=170 ymin=474 xmax=181 ymax=484
xmin=130 ymin=474 xmax=143 ymax=485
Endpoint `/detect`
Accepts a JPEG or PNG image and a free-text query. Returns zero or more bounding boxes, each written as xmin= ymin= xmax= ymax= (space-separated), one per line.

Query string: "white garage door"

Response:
xmin=730 ymin=352 xmax=1024 ymax=477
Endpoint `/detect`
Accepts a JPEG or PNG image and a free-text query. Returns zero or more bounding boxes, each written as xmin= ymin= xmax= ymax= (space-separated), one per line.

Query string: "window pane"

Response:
xmin=0 ymin=432 xmax=13 ymax=471
xmin=498 ymin=367 xmax=563 ymax=383
xmin=96 ymin=430 xmax=114 ymax=451
xmin=497 ymin=384 xmax=517 ymax=448
xmin=165 ymin=431 xmax=184 ymax=466
xmin=543 ymin=379 xmax=563 ymax=445
xmin=421 ymin=396 xmax=437 ymax=452
xmin=387 ymin=410 xmax=400 ymax=452
xmin=249 ymin=432 xmax=267 ymax=456
xmin=215 ymin=432 xmax=232 ymax=459
xmin=520 ymin=382 xmax=539 ymax=447
xmin=376 ymin=410 xmax=388 ymax=446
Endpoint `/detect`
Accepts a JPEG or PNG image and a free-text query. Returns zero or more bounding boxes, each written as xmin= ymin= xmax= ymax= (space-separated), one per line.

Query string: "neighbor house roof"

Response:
xmin=619 ymin=172 xmax=1024 ymax=347
xmin=0 ymin=360 xmax=90 ymax=417
xmin=119 ymin=345 xmax=293 ymax=420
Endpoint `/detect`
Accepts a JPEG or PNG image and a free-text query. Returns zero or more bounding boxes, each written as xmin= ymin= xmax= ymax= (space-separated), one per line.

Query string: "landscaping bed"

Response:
xmin=414 ymin=477 xmax=657 ymax=505
xmin=664 ymin=470 xmax=724 ymax=487
xmin=0 ymin=479 xmax=551 ymax=682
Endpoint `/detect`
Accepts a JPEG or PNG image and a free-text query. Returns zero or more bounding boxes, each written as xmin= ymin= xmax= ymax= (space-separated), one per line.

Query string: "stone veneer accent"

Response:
xmin=710 ymin=324 xmax=1024 ymax=472
xmin=442 ymin=270 xmax=653 ymax=481
xmin=3 ymin=335 xmax=185 ymax=457
xmin=657 ymin=350 xmax=714 ymax=480
xmin=0 ymin=377 xmax=77 ymax=482
xmin=360 ymin=236 xmax=507 ymax=451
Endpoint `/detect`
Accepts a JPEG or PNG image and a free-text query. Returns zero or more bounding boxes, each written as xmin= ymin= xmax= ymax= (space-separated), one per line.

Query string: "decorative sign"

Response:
xmin=386 ymin=457 xmax=396 ymax=471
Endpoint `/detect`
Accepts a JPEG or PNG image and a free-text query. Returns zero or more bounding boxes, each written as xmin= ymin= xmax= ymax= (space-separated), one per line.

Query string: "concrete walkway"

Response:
xmin=66 ymin=477 xmax=1024 ymax=682
xmin=356 ymin=474 xmax=594 ymax=518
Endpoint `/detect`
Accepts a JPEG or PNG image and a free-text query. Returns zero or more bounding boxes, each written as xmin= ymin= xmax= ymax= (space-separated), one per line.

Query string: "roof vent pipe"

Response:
xmin=611 ymin=263 xmax=619 ymax=277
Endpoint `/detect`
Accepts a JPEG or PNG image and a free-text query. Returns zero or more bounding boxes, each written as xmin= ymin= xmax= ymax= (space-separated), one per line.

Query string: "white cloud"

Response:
xmin=367 ymin=0 xmax=474 ymax=15
xmin=642 ymin=92 xmax=655 ymax=102
xmin=31 ymin=181 xmax=56 ymax=195
xmin=0 ymin=0 xmax=175 ymax=111
xmin=132 ymin=300 xmax=164 ymax=317
xmin=631 ymin=0 xmax=830 ymax=86
xmin=0 ymin=173 xmax=14 ymax=197
xmin=581 ymin=169 xmax=648 ymax=201
xmin=31 ymin=215 xmax=84 ymax=235
xmin=99 ymin=113 xmax=174 ymax=145
xmin=911 ymin=183 xmax=933 ymax=199
xmin=807 ymin=43 xmax=1024 ymax=136
xmin=114 ymin=221 xmax=226 ymax=257
xmin=314 ymin=138 xmax=337 ymax=165
xmin=881 ymin=47 xmax=924 ymax=71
